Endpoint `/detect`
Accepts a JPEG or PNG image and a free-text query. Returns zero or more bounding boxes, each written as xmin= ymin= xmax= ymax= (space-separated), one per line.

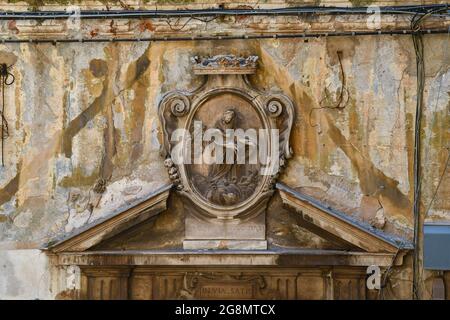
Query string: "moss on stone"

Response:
xmin=59 ymin=166 xmax=100 ymax=188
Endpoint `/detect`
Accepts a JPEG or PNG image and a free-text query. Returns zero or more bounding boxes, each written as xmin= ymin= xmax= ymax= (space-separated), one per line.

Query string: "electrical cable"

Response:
xmin=410 ymin=6 xmax=449 ymax=300
xmin=0 ymin=5 xmax=448 ymax=20
xmin=378 ymin=245 xmax=403 ymax=300
xmin=0 ymin=63 xmax=14 ymax=167
xmin=0 ymin=28 xmax=448 ymax=44
xmin=309 ymin=50 xmax=349 ymax=131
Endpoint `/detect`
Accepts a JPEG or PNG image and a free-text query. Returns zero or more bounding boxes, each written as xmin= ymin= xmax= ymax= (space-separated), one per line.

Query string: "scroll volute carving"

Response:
xmin=158 ymin=55 xmax=295 ymax=220
xmin=159 ymin=91 xmax=191 ymax=190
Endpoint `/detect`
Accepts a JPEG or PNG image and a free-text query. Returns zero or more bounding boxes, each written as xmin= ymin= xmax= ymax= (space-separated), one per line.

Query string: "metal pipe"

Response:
xmin=0 ymin=29 xmax=447 ymax=44
xmin=0 ymin=5 xmax=448 ymax=20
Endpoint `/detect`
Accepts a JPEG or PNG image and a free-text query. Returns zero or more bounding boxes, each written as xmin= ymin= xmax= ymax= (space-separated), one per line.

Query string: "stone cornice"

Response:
xmin=0 ymin=4 xmax=447 ymax=40
xmin=51 ymin=248 xmax=403 ymax=267
xmin=277 ymin=183 xmax=413 ymax=253
xmin=0 ymin=15 xmax=447 ymax=41
xmin=45 ymin=184 xmax=172 ymax=253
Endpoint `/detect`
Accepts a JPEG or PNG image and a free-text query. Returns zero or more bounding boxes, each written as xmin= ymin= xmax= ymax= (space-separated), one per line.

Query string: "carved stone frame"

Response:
xmin=158 ymin=55 xmax=295 ymax=249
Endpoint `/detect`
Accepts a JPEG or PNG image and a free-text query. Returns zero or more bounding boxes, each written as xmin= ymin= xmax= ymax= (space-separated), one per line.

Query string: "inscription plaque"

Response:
xmin=197 ymin=283 xmax=254 ymax=299
xmin=179 ymin=272 xmax=267 ymax=300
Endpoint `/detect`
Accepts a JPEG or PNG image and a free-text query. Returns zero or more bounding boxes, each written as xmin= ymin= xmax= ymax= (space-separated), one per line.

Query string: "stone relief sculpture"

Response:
xmin=158 ymin=55 xmax=295 ymax=249
xmin=192 ymin=108 xmax=260 ymax=206
xmin=191 ymin=55 xmax=258 ymax=73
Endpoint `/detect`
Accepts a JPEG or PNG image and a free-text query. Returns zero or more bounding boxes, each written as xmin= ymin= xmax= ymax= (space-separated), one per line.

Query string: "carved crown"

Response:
xmin=191 ymin=55 xmax=258 ymax=75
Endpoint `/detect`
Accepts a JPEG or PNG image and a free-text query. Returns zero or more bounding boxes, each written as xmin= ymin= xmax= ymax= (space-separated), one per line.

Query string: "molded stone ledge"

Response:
xmin=51 ymin=248 xmax=403 ymax=267
xmin=1 ymin=15 xmax=447 ymax=40
xmin=183 ymin=240 xmax=268 ymax=250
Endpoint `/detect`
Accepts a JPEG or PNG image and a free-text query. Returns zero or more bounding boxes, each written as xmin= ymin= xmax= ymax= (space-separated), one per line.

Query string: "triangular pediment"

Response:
xmin=45 ymin=182 xmax=412 ymax=256
xmin=45 ymin=184 xmax=172 ymax=253
xmin=276 ymin=183 xmax=413 ymax=253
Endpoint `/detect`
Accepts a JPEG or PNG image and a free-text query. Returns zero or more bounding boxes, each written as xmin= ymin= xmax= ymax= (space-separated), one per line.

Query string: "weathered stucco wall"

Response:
xmin=0 ymin=0 xmax=448 ymax=299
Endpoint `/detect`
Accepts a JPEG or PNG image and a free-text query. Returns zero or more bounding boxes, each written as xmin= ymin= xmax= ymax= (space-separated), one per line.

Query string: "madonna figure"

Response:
xmin=207 ymin=109 xmax=238 ymax=183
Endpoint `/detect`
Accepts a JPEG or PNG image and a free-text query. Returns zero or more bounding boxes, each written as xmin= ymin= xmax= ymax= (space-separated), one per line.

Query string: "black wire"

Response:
xmin=378 ymin=246 xmax=403 ymax=300
xmin=0 ymin=28 xmax=448 ymax=44
xmin=308 ymin=50 xmax=349 ymax=130
xmin=0 ymin=75 xmax=4 ymax=166
xmin=0 ymin=63 xmax=15 ymax=167
xmin=410 ymin=6 xmax=448 ymax=300
xmin=0 ymin=5 xmax=448 ymax=20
